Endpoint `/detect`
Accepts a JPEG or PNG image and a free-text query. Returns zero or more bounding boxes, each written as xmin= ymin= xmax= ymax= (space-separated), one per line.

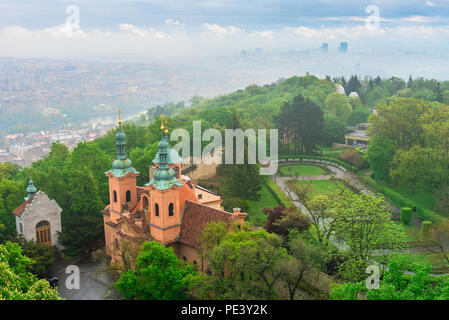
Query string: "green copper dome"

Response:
xmin=146 ymin=133 xmax=183 ymax=190
xmin=25 ymin=178 xmax=37 ymax=200
xmin=105 ymin=124 xmax=139 ymax=178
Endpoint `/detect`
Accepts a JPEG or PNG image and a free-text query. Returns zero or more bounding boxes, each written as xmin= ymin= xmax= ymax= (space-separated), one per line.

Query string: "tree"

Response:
xmin=331 ymin=254 xmax=449 ymax=300
xmin=322 ymin=114 xmax=346 ymax=145
xmin=115 ymin=241 xmax=197 ymax=300
xmin=200 ymin=229 xmax=288 ymax=299
xmin=347 ymin=107 xmax=370 ymax=126
xmin=306 ymin=194 xmax=335 ymax=249
xmin=223 ymin=160 xmax=263 ymax=212
xmin=18 ymin=237 xmax=55 ymax=278
xmin=198 ymin=221 xmax=229 ymax=271
xmin=129 ymin=143 xmax=158 ymax=185
xmin=58 ymin=214 xmax=104 ymax=256
xmin=0 ymin=242 xmax=62 ymax=300
xmin=390 ymin=145 xmax=444 ymax=191
xmin=367 ymin=136 xmax=397 ymax=181
xmin=276 ymin=94 xmax=324 ymax=154
xmin=332 ymin=191 xmax=407 ymax=281
xmin=279 ymin=231 xmax=322 ymax=300
xmin=369 ymin=97 xmax=430 ymax=150
xmin=324 ymin=92 xmax=352 ymax=123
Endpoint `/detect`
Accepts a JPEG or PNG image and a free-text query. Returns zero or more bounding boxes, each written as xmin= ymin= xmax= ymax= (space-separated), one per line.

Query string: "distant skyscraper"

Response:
xmin=338 ymin=42 xmax=348 ymax=53
xmin=321 ymin=43 xmax=328 ymax=53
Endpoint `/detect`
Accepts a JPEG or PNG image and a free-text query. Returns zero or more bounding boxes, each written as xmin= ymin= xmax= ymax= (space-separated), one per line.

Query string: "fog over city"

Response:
xmin=1 ymin=0 xmax=449 ymax=78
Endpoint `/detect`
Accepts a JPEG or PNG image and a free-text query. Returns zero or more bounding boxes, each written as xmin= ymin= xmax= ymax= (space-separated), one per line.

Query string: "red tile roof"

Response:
xmin=12 ymin=194 xmax=36 ymax=217
xmin=178 ymin=200 xmax=232 ymax=248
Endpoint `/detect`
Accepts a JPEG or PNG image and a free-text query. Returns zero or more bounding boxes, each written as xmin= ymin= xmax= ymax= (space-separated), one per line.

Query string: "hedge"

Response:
xmin=400 ymin=207 xmax=412 ymax=225
xmin=421 ymin=221 xmax=433 ymax=237
xmin=278 ymin=155 xmax=357 ymax=172
xmin=265 ymin=178 xmax=295 ymax=208
xmin=359 ymin=176 xmax=441 ymax=223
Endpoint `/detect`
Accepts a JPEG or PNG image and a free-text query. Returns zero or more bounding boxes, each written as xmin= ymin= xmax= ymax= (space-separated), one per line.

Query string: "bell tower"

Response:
xmin=105 ymin=109 xmax=139 ymax=220
xmin=145 ymin=116 xmax=184 ymax=244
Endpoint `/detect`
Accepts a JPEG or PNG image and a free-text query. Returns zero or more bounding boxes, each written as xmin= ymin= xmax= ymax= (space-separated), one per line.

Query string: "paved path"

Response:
xmin=272 ymin=161 xmax=400 ymax=251
xmin=51 ymin=252 xmax=120 ymax=300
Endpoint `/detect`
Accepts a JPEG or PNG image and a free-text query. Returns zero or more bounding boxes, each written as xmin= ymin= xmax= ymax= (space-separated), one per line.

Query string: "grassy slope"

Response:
xmin=247 ymin=183 xmax=281 ymax=227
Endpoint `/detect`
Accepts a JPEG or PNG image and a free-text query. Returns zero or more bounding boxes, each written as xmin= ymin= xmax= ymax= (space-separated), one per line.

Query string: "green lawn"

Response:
xmin=288 ymin=179 xmax=345 ymax=198
xmin=278 ymin=164 xmax=328 ymax=177
xmin=247 ymin=183 xmax=281 ymax=226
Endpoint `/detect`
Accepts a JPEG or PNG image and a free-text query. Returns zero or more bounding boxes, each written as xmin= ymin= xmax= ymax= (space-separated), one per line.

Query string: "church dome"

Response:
xmin=112 ymin=158 xmax=133 ymax=170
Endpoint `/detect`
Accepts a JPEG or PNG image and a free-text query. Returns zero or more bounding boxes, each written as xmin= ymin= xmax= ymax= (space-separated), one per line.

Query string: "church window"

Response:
xmin=113 ymin=190 xmax=117 ymax=202
xmin=142 ymin=197 xmax=149 ymax=209
xmin=35 ymin=221 xmax=51 ymax=246
xmin=169 ymin=203 xmax=174 ymax=216
xmin=19 ymin=222 xmax=23 ymax=234
xmin=155 ymin=203 xmax=159 ymax=217
xmin=126 ymin=190 xmax=131 ymax=203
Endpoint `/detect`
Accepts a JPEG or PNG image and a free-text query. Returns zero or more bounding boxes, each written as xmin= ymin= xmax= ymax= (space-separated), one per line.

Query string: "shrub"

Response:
xmin=400 ymin=207 xmax=412 ymax=225
xmin=421 ymin=221 xmax=433 ymax=237
xmin=339 ymin=149 xmax=363 ymax=169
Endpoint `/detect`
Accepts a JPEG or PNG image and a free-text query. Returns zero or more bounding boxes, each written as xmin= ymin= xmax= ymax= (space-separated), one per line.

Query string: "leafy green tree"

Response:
xmin=279 ymin=230 xmax=322 ymax=300
xmin=17 ymin=237 xmax=54 ymax=278
xmin=367 ymin=136 xmax=397 ymax=181
xmin=0 ymin=242 xmax=62 ymax=300
xmin=322 ymin=114 xmax=346 ymax=145
xmin=58 ymin=214 xmax=104 ymax=256
xmin=347 ymin=107 xmax=370 ymax=126
xmin=115 ymin=241 xmax=197 ymax=300
xmin=332 ymin=191 xmax=407 ymax=281
xmin=331 ymin=255 xmax=449 ymax=300
xmin=324 ymin=92 xmax=352 ymax=123
xmin=390 ymin=145 xmax=444 ymax=191
xmin=201 ymin=229 xmax=287 ymax=299
xmin=129 ymin=142 xmax=158 ymax=185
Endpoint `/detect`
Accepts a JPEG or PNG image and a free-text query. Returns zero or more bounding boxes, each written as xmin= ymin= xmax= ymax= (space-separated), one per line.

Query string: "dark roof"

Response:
xmin=12 ymin=194 xmax=36 ymax=217
xmin=178 ymin=200 xmax=232 ymax=248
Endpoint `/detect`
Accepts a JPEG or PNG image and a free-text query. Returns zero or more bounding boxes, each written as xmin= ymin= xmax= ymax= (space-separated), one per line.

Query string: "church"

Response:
xmin=12 ymin=178 xmax=63 ymax=249
xmin=103 ymin=115 xmax=247 ymax=270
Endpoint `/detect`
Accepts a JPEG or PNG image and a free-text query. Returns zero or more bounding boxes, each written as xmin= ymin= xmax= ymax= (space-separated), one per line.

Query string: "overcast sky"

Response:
xmin=1 ymin=0 xmax=449 ymax=61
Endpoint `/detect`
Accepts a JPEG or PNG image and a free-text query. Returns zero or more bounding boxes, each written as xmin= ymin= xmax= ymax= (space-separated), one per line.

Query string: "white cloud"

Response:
xmin=202 ymin=23 xmax=243 ymax=35
xmin=164 ymin=19 xmax=183 ymax=26
xmin=1 ymin=21 xmax=449 ymax=62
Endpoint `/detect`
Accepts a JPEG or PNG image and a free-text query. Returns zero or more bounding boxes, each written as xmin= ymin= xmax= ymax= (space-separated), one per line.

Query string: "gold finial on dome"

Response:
xmin=160 ymin=113 xmax=165 ymax=131
xmin=164 ymin=120 xmax=168 ymax=135
xmin=118 ymin=108 xmax=122 ymax=125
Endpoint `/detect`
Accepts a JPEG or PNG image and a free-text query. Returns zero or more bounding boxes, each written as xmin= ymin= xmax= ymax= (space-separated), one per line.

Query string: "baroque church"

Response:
xmin=103 ymin=115 xmax=247 ymax=269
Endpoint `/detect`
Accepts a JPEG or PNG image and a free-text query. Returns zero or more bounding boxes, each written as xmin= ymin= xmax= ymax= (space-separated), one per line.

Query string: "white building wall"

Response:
xmin=20 ymin=191 xmax=63 ymax=249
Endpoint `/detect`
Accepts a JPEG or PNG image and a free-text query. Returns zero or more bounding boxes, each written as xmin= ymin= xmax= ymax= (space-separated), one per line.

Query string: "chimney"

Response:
xmin=233 ymin=207 xmax=241 ymax=215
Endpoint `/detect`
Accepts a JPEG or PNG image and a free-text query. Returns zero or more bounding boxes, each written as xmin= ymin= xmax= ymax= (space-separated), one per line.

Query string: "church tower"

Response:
xmin=145 ymin=118 xmax=183 ymax=244
xmin=105 ymin=110 xmax=139 ymax=221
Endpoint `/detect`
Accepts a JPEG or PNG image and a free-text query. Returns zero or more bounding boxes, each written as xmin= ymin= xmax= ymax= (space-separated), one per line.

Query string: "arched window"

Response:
xmin=142 ymin=197 xmax=149 ymax=210
xmin=183 ymin=256 xmax=187 ymax=262
xmin=155 ymin=203 xmax=159 ymax=217
xmin=35 ymin=221 xmax=51 ymax=245
xmin=126 ymin=190 xmax=131 ymax=203
xmin=19 ymin=222 xmax=23 ymax=234
xmin=113 ymin=190 xmax=117 ymax=202
xmin=169 ymin=203 xmax=174 ymax=217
